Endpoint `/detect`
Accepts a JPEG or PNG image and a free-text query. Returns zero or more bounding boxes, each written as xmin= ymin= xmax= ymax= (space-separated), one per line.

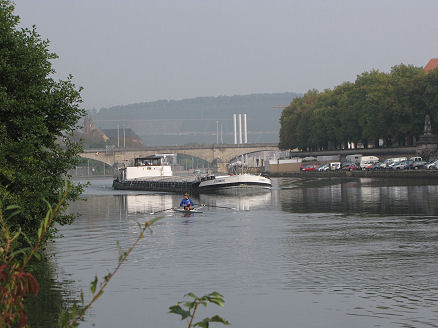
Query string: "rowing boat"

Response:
xmin=174 ymin=208 xmax=203 ymax=214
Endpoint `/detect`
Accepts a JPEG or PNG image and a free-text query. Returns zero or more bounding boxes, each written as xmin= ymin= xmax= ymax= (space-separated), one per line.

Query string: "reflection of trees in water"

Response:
xmin=25 ymin=256 xmax=77 ymax=328
xmin=279 ymin=178 xmax=438 ymax=215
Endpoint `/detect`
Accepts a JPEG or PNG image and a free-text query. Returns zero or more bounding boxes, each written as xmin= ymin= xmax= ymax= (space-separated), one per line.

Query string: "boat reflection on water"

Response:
xmin=120 ymin=189 xmax=272 ymax=215
xmin=122 ymin=194 xmax=174 ymax=215
xmin=199 ymin=189 xmax=272 ymax=211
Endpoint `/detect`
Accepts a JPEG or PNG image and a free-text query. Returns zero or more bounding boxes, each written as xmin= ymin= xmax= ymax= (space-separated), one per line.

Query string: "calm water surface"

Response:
xmin=32 ymin=177 xmax=438 ymax=327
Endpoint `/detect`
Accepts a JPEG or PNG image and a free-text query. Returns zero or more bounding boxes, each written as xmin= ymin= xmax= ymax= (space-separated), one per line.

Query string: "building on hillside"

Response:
xmin=102 ymin=128 xmax=144 ymax=147
xmin=424 ymin=58 xmax=438 ymax=74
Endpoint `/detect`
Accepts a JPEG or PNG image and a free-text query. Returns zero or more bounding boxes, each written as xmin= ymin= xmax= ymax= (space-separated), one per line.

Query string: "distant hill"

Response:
xmin=90 ymin=93 xmax=300 ymax=146
xmin=73 ymin=116 xmax=144 ymax=148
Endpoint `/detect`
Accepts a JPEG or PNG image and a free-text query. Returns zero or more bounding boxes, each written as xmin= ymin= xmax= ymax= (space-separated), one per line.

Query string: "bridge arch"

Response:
xmin=80 ymin=152 xmax=115 ymax=166
xmin=79 ymin=143 xmax=279 ymax=171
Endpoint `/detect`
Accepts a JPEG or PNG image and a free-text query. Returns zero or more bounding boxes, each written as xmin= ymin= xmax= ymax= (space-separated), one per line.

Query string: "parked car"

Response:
xmin=391 ymin=160 xmax=413 ymax=170
xmin=330 ymin=162 xmax=341 ymax=170
xmin=425 ymin=160 xmax=438 ymax=169
xmin=317 ymin=164 xmax=330 ymax=171
xmin=341 ymin=163 xmax=358 ymax=171
xmin=369 ymin=162 xmax=384 ymax=170
xmin=409 ymin=160 xmax=427 ymax=170
xmin=360 ymin=156 xmax=379 ymax=169
xmin=301 ymin=164 xmax=320 ymax=172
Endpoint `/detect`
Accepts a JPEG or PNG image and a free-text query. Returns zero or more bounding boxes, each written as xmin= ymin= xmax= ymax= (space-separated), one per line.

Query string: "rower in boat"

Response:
xmin=180 ymin=193 xmax=194 ymax=211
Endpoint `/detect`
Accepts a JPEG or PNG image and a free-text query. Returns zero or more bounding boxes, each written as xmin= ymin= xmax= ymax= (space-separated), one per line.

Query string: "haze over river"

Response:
xmin=29 ymin=177 xmax=438 ymax=327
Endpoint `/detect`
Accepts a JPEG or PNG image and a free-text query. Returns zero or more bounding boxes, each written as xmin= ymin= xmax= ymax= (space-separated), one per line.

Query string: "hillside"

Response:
xmin=73 ymin=116 xmax=144 ymax=148
xmin=90 ymin=93 xmax=300 ymax=146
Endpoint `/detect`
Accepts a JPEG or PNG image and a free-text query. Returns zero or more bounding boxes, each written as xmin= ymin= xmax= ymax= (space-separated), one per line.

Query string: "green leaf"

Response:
xmin=10 ymin=228 xmax=21 ymax=242
xmin=207 ymin=298 xmax=224 ymax=307
xmin=10 ymin=247 xmax=30 ymax=259
xmin=185 ymin=292 xmax=198 ymax=299
xmin=90 ymin=275 xmax=98 ymax=294
xmin=194 ymin=318 xmax=210 ymax=328
xmin=37 ymin=226 xmax=43 ymax=239
xmin=208 ymin=292 xmax=223 ymax=298
xmin=148 ymin=216 xmax=164 ymax=226
xmin=80 ymin=289 xmax=84 ymax=305
xmin=5 ymin=205 xmax=21 ymax=211
xmin=33 ymin=252 xmax=41 ymax=261
xmin=21 ymin=231 xmax=33 ymax=246
xmin=104 ymin=272 xmax=112 ymax=282
xmin=6 ymin=210 xmax=21 ymax=219
xmin=116 ymin=240 xmax=122 ymax=255
xmin=169 ymin=305 xmax=191 ymax=320
xmin=183 ymin=301 xmax=195 ymax=310
xmin=72 ymin=301 xmax=78 ymax=319
xmin=209 ymin=315 xmax=230 ymax=325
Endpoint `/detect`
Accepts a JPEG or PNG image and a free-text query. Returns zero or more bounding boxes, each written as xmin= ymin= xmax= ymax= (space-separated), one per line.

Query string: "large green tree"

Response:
xmin=0 ymin=0 xmax=84 ymax=244
xmin=279 ymin=64 xmax=437 ymax=150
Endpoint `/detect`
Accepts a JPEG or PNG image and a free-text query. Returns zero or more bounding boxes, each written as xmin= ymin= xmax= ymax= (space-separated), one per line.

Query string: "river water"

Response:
xmin=29 ymin=177 xmax=438 ymax=328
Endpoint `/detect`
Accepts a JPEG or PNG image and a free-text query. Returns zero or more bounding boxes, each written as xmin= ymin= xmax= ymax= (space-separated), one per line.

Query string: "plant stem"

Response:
xmin=188 ymin=302 xmax=199 ymax=328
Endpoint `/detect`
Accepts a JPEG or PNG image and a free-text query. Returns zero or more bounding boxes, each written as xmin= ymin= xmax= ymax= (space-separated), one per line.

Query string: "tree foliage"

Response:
xmin=279 ymin=64 xmax=436 ymax=150
xmin=0 ymin=0 xmax=85 ymax=245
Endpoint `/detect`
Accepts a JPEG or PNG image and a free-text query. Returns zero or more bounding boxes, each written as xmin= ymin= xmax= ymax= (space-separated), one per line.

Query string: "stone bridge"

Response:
xmin=80 ymin=143 xmax=279 ymax=168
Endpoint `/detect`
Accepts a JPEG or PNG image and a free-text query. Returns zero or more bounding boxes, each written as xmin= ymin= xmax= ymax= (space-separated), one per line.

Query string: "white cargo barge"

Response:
xmin=112 ymin=156 xmax=271 ymax=193
xmin=113 ymin=156 xmax=201 ymax=192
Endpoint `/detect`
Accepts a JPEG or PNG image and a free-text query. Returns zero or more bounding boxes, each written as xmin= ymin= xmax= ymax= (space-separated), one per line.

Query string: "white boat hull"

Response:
xmin=197 ymin=174 xmax=271 ymax=190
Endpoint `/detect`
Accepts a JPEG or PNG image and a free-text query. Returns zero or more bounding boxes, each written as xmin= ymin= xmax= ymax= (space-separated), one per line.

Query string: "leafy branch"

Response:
xmin=169 ymin=292 xmax=230 ymax=328
xmin=63 ymin=216 xmax=164 ymax=327
xmin=0 ymin=181 xmax=72 ymax=328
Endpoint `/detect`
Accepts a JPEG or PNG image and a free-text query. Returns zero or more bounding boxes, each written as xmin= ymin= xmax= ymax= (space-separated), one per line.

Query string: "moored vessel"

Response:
xmin=197 ymin=173 xmax=271 ymax=191
xmin=112 ymin=155 xmax=200 ymax=192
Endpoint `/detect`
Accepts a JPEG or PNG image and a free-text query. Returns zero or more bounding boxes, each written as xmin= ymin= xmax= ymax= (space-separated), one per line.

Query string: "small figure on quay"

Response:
xmin=180 ymin=193 xmax=194 ymax=211
xmin=424 ymin=114 xmax=433 ymax=136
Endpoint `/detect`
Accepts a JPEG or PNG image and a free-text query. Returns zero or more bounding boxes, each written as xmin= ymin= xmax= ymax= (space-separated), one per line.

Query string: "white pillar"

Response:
xmin=117 ymin=124 xmax=120 ymax=148
xmin=243 ymin=113 xmax=247 ymax=144
xmin=233 ymin=114 xmax=237 ymax=144
xmin=238 ymin=114 xmax=242 ymax=144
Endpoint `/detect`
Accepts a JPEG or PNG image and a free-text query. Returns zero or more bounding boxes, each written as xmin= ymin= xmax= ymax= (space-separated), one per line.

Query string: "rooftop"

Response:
xmin=424 ymin=58 xmax=438 ymax=74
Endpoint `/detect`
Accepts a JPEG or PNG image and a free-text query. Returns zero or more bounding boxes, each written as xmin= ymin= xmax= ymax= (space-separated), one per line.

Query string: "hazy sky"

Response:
xmin=14 ymin=0 xmax=438 ymax=110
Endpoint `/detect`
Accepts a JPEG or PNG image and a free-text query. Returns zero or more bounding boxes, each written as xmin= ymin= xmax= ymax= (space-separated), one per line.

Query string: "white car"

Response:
xmin=317 ymin=164 xmax=330 ymax=171
xmin=425 ymin=160 xmax=438 ymax=169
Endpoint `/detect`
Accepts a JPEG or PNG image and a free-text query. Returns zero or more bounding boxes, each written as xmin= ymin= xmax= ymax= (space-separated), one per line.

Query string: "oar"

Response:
xmin=149 ymin=207 xmax=176 ymax=215
xmin=194 ymin=203 xmax=236 ymax=210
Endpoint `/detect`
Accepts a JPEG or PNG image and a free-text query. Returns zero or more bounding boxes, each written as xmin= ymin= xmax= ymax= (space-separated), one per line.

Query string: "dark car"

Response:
xmin=409 ymin=161 xmax=427 ymax=170
xmin=391 ymin=160 xmax=413 ymax=170
xmin=370 ymin=162 xmax=384 ymax=170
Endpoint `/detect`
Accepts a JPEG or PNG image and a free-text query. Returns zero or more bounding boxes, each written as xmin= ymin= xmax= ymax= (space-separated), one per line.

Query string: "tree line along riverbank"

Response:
xmin=279 ymin=64 xmax=438 ymax=151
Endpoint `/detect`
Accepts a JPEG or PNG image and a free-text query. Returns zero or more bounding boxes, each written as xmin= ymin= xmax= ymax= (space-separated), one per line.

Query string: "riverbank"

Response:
xmin=269 ymin=169 xmax=438 ymax=178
